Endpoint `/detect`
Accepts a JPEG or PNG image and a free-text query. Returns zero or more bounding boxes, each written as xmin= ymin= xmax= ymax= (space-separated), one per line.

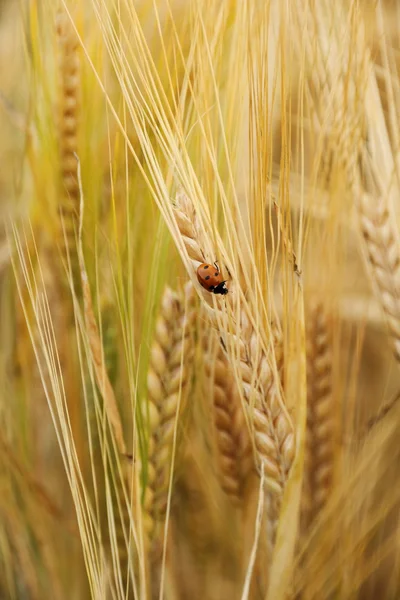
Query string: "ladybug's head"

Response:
xmin=213 ymin=281 xmax=229 ymax=295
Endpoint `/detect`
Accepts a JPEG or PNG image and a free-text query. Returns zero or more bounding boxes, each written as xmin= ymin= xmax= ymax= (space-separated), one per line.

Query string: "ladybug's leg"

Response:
xmin=219 ymin=336 xmax=227 ymax=352
xmin=213 ymin=261 xmax=219 ymax=270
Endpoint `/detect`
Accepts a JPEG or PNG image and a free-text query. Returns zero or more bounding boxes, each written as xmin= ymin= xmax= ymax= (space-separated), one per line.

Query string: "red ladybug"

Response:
xmin=196 ymin=262 xmax=228 ymax=295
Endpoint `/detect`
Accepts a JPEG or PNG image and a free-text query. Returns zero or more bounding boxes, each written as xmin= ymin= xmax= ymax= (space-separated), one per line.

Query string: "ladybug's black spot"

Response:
xmin=205 ymin=275 xmax=211 ymax=280
xmin=203 ymin=264 xmax=209 ymax=269
xmin=215 ymin=272 xmax=219 ymax=276
xmin=213 ymin=281 xmax=229 ymax=295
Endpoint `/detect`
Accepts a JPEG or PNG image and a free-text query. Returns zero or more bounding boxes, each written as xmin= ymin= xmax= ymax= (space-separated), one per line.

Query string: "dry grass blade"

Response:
xmin=11 ymin=220 xmax=115 ymax=598
xmin=367 ymin=391 xmax=400 ymax=432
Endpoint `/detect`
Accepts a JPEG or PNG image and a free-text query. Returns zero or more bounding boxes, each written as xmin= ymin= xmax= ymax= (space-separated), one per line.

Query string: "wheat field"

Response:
xmin=1 ymin=0 xmax=400 ymax=598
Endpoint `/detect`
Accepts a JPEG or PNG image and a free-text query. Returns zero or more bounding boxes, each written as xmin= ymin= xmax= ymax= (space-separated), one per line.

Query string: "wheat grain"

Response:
xmin=173 ymin=188 xmax=206 ymax=265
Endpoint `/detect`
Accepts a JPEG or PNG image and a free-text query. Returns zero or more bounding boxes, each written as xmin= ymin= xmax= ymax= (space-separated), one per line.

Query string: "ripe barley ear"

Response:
xmin=56 ymin=12 xmax=81 ymax=284
xmin=302 ymin=303 xmax=337 ymax=533
xmin=143 ymin=282 xmax=196 ymax=568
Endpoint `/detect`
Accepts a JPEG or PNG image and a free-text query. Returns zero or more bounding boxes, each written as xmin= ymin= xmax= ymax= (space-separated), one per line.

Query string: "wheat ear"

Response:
xmin=56 ymin=12 xmax=80 ymax=279
xmin=301 ymin=303 xmax=336 ymax=533
xmin=173 ymin=190 xmax=294 ymax=547
xmin=358 ymin=192 xmax=400 ymax=361
xmin=237 ymin=318 xmax=295 ymax=551
xmin=144 ymin=282 xmax=196 ymax=553
xmin=204 ymin=334 xmax=252 ymax=503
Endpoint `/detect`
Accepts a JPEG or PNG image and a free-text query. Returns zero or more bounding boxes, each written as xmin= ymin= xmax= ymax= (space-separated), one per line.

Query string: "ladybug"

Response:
xmin=197 ymin=262 xmax=228 ymax=295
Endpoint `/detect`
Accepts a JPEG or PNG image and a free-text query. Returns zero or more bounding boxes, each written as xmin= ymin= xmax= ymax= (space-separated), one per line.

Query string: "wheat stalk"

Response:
xmin=301 ymin=303 xmax=336 ymax=533
xmin=204 ymin=333 xmax=252 ymax=504
xmin=81 ymin=269 xmax=127 ymax=456
xmin=143 ymin=282 xmax=196 ymax=556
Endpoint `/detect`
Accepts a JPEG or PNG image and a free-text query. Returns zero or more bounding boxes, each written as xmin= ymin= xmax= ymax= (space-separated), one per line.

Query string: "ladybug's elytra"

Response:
xmin=196 ymin=262 xmax=228 ymax=295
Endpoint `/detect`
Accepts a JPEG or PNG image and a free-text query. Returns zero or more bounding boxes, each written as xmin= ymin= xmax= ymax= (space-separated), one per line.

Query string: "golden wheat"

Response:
xmin=204 ymin=333 xmax=252 ymax=503
xmin=56 ymin=11 xmax=80 ymax=279
xmin=237 ymin=316 xmax=295 ymax=553
xmin=173 ymin=184 xmax=295 ymax=553
xmin=4 ymin=1 xmax=400 ymax=599
xmin=301 ymin=303 xmax=337 ymax=533
xmin=358 ymin=191 xmax=400 ymax=362
xmin=143 ymin=282 xmax=196 ymax=554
